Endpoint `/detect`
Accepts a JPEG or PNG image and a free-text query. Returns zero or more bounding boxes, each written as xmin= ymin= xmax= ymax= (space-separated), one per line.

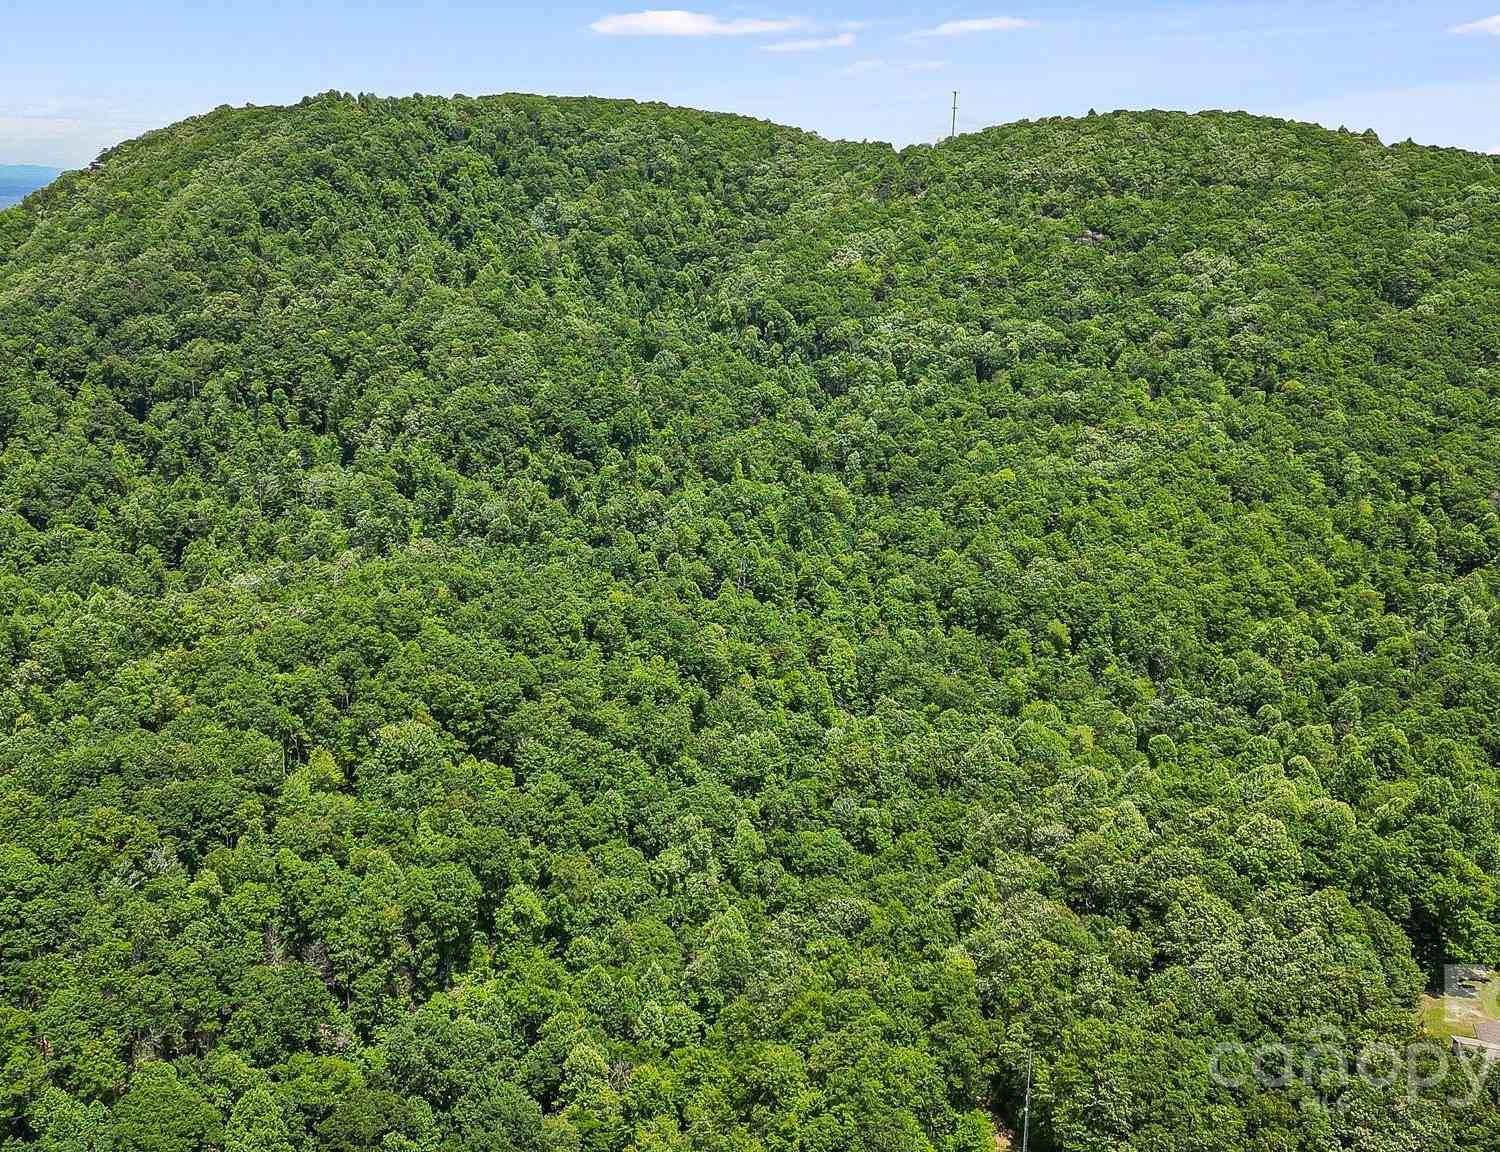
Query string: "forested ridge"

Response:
xmin=2 ymin=91 xmax=1500 ymax=1151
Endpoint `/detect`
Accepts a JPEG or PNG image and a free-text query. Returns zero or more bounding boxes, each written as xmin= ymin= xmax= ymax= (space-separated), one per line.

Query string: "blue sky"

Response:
xmin=3 ymin=1 xmax=1499 ymax=167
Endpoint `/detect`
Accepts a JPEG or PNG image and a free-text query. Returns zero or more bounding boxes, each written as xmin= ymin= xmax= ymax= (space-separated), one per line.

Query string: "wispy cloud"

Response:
xmin=0 ymin=100 xmax=168 ymax=167
xmin=839 ymin=58 xmax=945 ymax=76
xmin=1452 ymin=14 xmax=1500 ymax=33
xmin=591 ymin=9 xmax=804 ymax=36
xmin=766 ymin=31 xmax=854 ymax=51
xmin=915 ymin=15 xmax=1035 ymax=37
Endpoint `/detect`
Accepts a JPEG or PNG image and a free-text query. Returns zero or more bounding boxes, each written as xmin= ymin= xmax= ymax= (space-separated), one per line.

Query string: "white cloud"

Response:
xmin=0 ymin=101 xmax=167 ymax=168
xmin=766 ymin=31 xmax=854 ymax=51
xmin=0 ymin=115 xmax=88 ymax=144
xmin=838 ymin=58 xmax=945 ymax=76
xmin=1452 ymin=14 xmax=1500 ymax=33
xmin=915 ymin=15 xmax=1035 ymax=37
xmin=591 ymin=9 xmax=804 ymax=36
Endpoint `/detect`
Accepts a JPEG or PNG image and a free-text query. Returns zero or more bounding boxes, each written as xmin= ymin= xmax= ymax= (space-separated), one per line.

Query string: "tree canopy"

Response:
xmin=2 ymin=92 xmax=1500 ymax=1150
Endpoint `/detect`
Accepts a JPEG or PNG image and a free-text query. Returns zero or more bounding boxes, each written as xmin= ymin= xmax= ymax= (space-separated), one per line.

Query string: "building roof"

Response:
xmin=1475 ymin=1020 xmax=1500 ymax=1044
xmin=1452 ymin=1035 xmax=1500 ymax=1058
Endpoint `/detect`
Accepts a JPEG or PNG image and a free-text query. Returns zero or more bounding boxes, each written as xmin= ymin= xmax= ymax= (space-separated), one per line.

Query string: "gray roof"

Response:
xmin=1452 ymin=1035 xmax=1500 ymax=1058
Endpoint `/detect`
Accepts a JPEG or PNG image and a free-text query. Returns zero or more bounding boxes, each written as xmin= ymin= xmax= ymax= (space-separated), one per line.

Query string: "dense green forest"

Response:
xmin=2 ymin=92 xmax=1500 ymax=1151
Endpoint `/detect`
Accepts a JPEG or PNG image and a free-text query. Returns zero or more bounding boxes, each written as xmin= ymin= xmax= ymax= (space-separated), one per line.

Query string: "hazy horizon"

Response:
xmin=4 ymin=2 xmax=1500 ymax=168
xmin=0 ymin=162 xmax=61 ymax=207
xmin=2 ymin=89 xmax=1498 ymax=175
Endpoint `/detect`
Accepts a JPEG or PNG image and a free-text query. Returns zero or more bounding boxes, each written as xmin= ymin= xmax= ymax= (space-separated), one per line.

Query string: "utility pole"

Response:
xmin=950 ymin=90 xmax=958 ymax=139
xmin=1021 ymin=1051 xmax=1033 ymax=1152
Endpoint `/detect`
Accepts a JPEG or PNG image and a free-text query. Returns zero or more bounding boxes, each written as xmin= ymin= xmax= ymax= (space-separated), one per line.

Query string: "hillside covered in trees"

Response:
xmin=2 ymin=92 xmax=1500 ymax=1151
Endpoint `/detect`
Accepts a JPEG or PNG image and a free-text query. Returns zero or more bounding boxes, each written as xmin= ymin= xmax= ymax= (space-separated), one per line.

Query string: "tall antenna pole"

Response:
xmin=950 ymin=91 xmax=959 ymax=139
xmin=1021 ymin=1051 xmax=1033 ymax=1152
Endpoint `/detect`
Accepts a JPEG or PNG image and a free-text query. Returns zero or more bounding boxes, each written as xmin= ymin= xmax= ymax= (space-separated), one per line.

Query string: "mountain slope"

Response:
xmin=2 ymin=92 xmax=1499 ymax=1151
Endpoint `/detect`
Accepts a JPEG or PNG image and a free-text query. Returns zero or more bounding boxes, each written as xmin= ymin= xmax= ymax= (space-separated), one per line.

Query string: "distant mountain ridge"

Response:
xmin=0 ymin=164 xmax=61 ymax=208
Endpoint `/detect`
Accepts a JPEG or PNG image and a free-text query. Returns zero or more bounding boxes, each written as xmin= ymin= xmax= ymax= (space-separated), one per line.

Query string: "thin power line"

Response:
xmin=1022 ymin=1051 xmax=1033 ymax=1152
